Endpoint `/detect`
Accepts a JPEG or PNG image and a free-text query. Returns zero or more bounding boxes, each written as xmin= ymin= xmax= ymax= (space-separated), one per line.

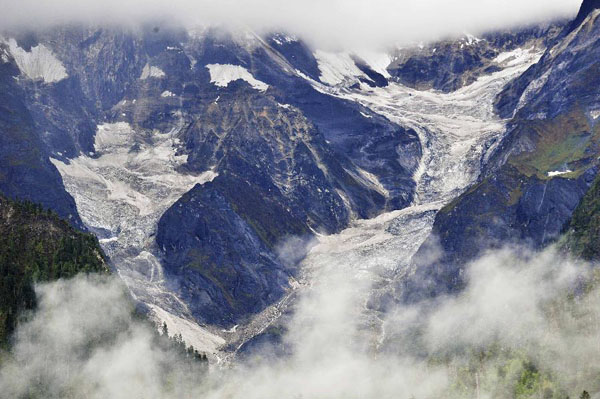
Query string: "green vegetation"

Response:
xmin=509 ymin=108 xmax=600 ymax=180
xmin=161 ymin=322 xmax=209 ymax=365
xmin=0 ymin=195 xmax=108 ymax=347
xmin=563 ymin=172 xmax=600 ymax=260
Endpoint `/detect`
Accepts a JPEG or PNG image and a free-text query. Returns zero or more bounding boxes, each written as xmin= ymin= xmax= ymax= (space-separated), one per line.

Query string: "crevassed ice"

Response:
xmin=6 ymin=38 xmax=68 ymax=83
xmin=276 ymin=46 xmax=547 ymax=352
xmin=206 ymin=63 xmax=269 ymax=92
xmin=51 ymin=121 xmax=221 ymax=354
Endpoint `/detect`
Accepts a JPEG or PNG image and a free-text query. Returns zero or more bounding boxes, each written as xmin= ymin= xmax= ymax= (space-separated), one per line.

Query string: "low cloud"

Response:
xmin=0 ymin=0 xmax=582 ymax=49
xmin=1 ymin=244 xmax=599 ymax=398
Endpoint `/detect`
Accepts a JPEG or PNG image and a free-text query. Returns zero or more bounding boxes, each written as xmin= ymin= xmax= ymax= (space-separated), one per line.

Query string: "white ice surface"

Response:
xmin=353 ymin=50 xmax=392 ymax=78
xmin=276 ymin=45 xmax=546 ymax=351
xmin=206 ymin=63 xmax=268 ymax=92
xmin=314 ymin=50 xmax=366 ymax=86
xmin=6 ymin=38 xmax=67 ymax=83
xmin=548 ymin=170 xmax=572 ymax=177
xmin=51 ymin=122 xmax=221 ymax=354
xmin=140 ymin=63 xmax=166 ymax=79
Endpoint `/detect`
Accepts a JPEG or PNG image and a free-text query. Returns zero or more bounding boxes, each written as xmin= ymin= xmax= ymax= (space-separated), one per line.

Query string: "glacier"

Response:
xmin=48 ymin=35 xmax=544 ymax=359
xmin=51 ymin=121 xmax=224 ymax=354
xmin=226 ymin=45 xmax=547 ymax=354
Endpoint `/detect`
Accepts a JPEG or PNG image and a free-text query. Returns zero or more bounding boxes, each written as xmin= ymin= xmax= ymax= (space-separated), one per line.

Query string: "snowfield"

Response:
xmin=5 ymin=38 xmax=68 ymax=83
xmin=140 ymin=63 xmax=166 ymax=79
xmin=206 ymin=63 xmax=269 ymax=92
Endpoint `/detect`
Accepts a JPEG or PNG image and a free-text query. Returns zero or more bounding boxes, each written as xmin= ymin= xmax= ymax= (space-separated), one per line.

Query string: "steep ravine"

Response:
xmin=223 ymin=45 xmax=545 ymax=357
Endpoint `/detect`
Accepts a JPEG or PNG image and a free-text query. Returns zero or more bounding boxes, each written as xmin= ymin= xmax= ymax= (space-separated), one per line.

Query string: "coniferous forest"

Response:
xmin=0 ymin=194 xmax=108 ymax=346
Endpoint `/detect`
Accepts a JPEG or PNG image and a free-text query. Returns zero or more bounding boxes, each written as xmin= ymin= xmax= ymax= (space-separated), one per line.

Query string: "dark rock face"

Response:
xmin=403 ymin=9 xmax=600 ymax=302
xmin=0 ymin=42 xmax=83 ymax=228
xmin=570 ymin=0 xmax=600 ymax=32
xmin=387 ymin=23 xmax=565 ymax=93
xmin=403 ymin=166 xmax=597 ymax=301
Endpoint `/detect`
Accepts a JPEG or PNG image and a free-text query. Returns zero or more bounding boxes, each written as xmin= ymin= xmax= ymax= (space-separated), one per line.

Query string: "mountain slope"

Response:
xmin=0 ymin=26 xmax=421 ymax=330
xmin=0 ymin=195 xmax=107 ymax=346
xmin=0 ymin=42 xmax=83 ymax=227
xmin=388 ymin=24 xmax=564 ymax=93
xmin=563 ymin=172 xmax=600 ymax=260
xmin=403 ymin=6 xmax=600 ymax=301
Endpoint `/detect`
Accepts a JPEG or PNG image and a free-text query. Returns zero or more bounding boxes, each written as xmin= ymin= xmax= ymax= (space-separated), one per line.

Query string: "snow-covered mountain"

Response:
xmin=2 ymin=3 xmax=597 ymax=360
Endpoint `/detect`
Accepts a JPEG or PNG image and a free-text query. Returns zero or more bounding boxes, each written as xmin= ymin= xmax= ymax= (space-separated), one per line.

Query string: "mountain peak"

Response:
xmin=571 ymin=0 xmax=600 ymax=31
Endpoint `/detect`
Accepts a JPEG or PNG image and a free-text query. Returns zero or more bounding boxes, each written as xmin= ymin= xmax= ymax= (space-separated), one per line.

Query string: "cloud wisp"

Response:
xmin=1 ymin=244 xmax=599 ymax=398
xmin=0 ymin=0 xmax=582 ymax=49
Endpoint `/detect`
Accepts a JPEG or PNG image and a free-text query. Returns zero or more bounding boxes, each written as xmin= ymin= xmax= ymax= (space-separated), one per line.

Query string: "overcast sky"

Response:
xmin=0 ymin=0 xmax=583 ymax=48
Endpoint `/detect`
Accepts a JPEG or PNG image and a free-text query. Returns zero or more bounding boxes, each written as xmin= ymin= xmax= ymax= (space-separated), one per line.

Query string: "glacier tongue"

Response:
xmin=51 ymin=122 xmax=224 ymax=354
xmin=268 ymin=46 xmax=546 ymax=353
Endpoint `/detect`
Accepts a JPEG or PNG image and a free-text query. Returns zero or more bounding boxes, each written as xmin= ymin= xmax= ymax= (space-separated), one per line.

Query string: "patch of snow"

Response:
xmin=548 ymin=170 xmax=572 ymax=177
xmin=1 ymin=48 xmax=9 ymax=64
xmin=515 ymin=67 xmax=551 ymax=116
xmin=353 ymin=51 xmax=392 ymax=78
xmin=206 ymin=64 xmax=269 ymax=92
xmin=314 ymin=50 xmax=367 ymax=86
xmin=278 ymin=103 xmax=291 ymax=109
xmin=222 ymin=325 xmax=239 ymax=334
xmin=271 ymin=33 xmax=297 ymax=46
xmin=6 ymin=38 xmax=68 ymax=83
xmin=140 ymin=63 xmax=165 ymax=80
xmin=494 ymin=47 xmax=539 ymax=67
xmin=464 ymin=33 xmax=482 ymax=46
xmin=591 ymin=110 xmax=600 ymax=119
xmin=161 ymin=90 xmax=176 ymax=98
